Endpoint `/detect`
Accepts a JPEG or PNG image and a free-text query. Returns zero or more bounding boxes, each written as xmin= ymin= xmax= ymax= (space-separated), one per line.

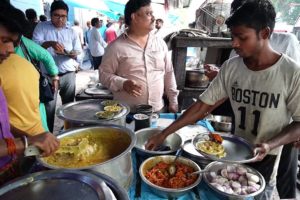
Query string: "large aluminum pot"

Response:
xmin=56 ymin=99 xmax=130 ymax=129
xmin=185 ymin=69 xmax=209 ymax=88
xmin=37 ymin=126 xmax=136 ymax=190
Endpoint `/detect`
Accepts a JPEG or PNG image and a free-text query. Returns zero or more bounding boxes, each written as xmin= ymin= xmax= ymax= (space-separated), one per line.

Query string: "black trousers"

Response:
xmin=45 ymin=72 xmax=76 ymax=132
xmin=92 ymin=56 xmax=102 ymax=70
xmin=276 ymin=143 xmax=298 ymax=199
xmin=246 ymin=148 xmax=297 ymax=199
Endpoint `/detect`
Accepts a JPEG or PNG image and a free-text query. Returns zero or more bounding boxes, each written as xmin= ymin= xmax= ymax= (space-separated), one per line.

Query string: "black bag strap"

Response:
xmin=19 ymin=39 xmax=41 ymax=74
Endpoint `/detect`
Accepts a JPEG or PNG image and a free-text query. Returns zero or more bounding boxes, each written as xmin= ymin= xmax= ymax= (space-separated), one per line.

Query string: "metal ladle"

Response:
xmin=168 ymin=148 xmax=182 ymax=176
xmin=187 ymin=169 xmax=209 ymax=177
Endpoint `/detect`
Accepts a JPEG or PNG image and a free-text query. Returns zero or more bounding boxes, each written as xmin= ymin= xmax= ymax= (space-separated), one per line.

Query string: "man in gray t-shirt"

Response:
xmin=146 ymin=1 xmax=300 ymax=199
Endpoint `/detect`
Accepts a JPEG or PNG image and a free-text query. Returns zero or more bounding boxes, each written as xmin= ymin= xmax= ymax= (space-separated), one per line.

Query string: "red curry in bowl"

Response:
xmin=145 ymin=161 xmax=198 ymax=188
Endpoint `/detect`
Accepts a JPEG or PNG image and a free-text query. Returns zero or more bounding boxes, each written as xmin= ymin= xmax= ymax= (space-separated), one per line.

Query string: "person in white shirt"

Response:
xmin=116 ymin=16 xmax=126 ymax=36
xmin=89 ymin=17 xmax=107 ymax=70
xmin=153 ymin=18 xmax=168 ymax=39
xmin=72 ymin=20 xmax=84 ymax=48
xmin=84 ymin=21 xmax=93 ymax=69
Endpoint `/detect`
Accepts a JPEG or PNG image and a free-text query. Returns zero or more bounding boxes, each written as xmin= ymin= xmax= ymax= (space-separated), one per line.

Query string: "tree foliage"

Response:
xmin=271 ymin=0 xmax=300 ymax=25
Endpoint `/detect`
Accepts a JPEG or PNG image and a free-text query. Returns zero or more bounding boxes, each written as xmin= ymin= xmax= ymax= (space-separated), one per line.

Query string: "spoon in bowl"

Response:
xmin=168 ymin=147 xmax=182 ymax=176
xmin=187 ymin=169 xmax=209 ymax=178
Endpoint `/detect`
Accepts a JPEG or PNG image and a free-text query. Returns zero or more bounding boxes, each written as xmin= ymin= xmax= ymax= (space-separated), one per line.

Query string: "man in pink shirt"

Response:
xmin=99 ymin=0 xmax=178 ymax=113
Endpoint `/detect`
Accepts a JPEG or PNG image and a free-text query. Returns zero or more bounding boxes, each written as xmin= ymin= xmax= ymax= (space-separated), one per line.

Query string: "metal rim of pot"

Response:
xmin=37 ymin=125 xmax=136 ymax=170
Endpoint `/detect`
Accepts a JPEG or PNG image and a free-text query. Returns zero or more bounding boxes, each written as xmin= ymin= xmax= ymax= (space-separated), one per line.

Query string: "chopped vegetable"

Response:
xmin=101 ymin=100 xmax=119 ymax=106
xmin=104 ymin=105 xmax=122 ymax=113
xmin=145 ymin=161 xmax=198 ymax=188
xmin=209 ymin=133 xmax=223 ymax=144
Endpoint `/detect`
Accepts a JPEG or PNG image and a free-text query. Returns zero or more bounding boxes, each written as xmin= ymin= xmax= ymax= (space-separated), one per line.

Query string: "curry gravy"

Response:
xmin=42 ymin=129 xmax=131 ymax=168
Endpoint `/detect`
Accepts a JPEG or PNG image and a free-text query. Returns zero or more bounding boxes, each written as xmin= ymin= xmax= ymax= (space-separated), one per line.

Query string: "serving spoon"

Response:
xmin=187 ymin=169 xmax=209 ymax=177
xmin=168 ymin=147 xmax=183 ymax=176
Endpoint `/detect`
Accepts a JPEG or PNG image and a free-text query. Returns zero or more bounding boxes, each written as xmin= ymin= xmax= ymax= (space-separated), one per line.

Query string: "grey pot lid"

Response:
xmin=56 ymin=99 xmax=130 ymax=123
xmin=0 ymin=170 xmax=115 ymax=200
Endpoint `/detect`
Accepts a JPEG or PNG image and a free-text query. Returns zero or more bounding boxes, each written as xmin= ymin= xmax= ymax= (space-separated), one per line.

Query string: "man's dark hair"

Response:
xmin=0 ymin=2 xmax=29 ymax=36
xmin=231 ymin=0 xmax=249 ymax=13
xmin=39 ymin=15 xmax=47 ymax=22
xmin=124 ymin=0 xmax=151 ymax=26
xmin=91 ymin=18 xmax=99 ymax=27
xmin=50 ymin=0 xmax=69 ymax=14
xmin=156 ymin=18 xmax=163 ymax=23
xmin=25 ymin=8 xmax=37 ymax=20
xmin=226 ymin=0 xmax=276 ymax=35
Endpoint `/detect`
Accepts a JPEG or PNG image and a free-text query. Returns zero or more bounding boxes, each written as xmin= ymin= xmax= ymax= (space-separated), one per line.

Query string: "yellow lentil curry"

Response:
xmin=196 ymin=141 xmax=226 ymax=158
xmin=42 ymin=129 xmax=131 ymax=168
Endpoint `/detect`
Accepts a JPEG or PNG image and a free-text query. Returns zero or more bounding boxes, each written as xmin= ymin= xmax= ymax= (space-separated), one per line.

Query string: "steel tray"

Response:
xmin=85 ymin=87 xmax=111 ymax=95
xmin=56 ymin=99 xmax=130 ymax=123
xmin=192 ymin=133 xmax=258 ymax=163
xmin=0 ymin=170 xmax=115 ymax=200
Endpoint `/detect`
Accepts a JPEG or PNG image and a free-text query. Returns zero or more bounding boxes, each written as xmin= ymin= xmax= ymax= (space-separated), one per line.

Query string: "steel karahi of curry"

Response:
xmin=42 ymin=129 xmax=131 ymax=168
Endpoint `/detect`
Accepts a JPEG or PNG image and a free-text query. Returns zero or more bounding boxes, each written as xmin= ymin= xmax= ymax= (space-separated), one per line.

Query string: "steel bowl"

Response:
xmin=203 ymin=161 xmax=266 ymax=199
xmin=139 ymin=155 xmax=202 ymax=198
xmin=134 ymin=127 xmax=183 ymax=157
xmin=209 ymin=115 xmax=232 ymax=132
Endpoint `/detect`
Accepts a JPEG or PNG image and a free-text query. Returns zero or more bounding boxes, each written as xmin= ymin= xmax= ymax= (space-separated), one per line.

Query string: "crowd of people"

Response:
xmin=1 ymin=0 xmax=300 ymax=199
xmin=0 ymin=0 xmax=177 ymax=187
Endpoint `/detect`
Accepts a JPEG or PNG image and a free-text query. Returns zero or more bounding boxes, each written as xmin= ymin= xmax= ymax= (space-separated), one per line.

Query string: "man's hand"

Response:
xmin=52 ymin=42 xmax=65 ymax=53
xmin=123 ymin=80 xmax=142 ymax=97
xmin=293 ymin=138 xmax=300 ymax=148
xmin=145 ymin=132 xmax=167 ymax=151
xmin=204 ymin=64 xmax=219 ymax=81
xmin=253 ymin=143 xmax=270 ymax=162
xmin=168 ymin=104 xmax=178 ymax=113
xmin=52 ymin=79 xmax=59 ymax=92
xmin=28 ymin=132 xmax=60 ymax=157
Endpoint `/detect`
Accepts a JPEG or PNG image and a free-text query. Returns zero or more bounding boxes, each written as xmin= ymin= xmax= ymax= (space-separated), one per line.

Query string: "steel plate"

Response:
xmin=0 ymin=170 xmax=115 ymax=200
xmin=84 ymin=87 xmax=111 ymax=95
xmin=87 ymin=170 xmax=129 ymax=200
xmin=203 ymin=161 xmax=266 ymax=198
xmin=56 ymin=99 xmax=130 ymax=123
xmin=192 ymin=133 xmax=257 ymax=163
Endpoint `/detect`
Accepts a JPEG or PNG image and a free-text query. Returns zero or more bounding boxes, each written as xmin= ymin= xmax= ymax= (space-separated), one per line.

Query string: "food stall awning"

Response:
xmin=64 ymin=0 xmax=125 ymax=20
xmin=103 ymin=0 xmax=125 ymax=16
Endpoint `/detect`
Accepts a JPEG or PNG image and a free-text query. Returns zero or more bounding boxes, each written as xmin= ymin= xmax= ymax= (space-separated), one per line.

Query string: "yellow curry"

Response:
xmin=42 ymin=129 xmax=131 ymax=168
xmin=196 ymin=141 xmax=226 ymax=158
